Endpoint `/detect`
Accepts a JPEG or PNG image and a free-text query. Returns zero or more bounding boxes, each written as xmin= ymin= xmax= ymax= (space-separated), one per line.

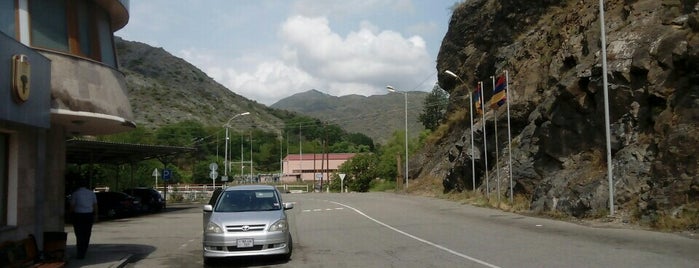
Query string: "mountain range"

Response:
xmin=115 ymin=37 xmax=423 ymax=143
xmin=271 ymin=89 xmax=427 ymax=144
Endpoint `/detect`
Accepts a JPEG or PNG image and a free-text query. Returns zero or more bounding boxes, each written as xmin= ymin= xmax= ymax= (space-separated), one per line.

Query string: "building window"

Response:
xmin=29 ymin=0 xmax=69 ymax=52
xmin=29 ymin=0 xmax=117 ymax=67
xmin=0 ymin=0 xmax=16 ymax=37
xmin=0 ymin=133 xmax=8 ymax=226
xmin=76 ymin=0 xmax=93 ymax=57
xmin=95 ymin=8 xmax=115 ymax=67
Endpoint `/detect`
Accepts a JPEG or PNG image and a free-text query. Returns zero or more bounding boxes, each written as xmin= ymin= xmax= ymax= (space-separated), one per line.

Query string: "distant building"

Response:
xmin=0 ymin=0 xmax=133 ymax=244
xmin=281 ymin=153 xmax=356 ymax=182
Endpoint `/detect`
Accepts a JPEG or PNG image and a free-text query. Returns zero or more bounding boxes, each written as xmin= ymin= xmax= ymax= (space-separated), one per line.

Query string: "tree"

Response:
xmin=418 ymin=83 xmax=449 ymax=131
xmin=337 ymin=153 xmax=378 ymax=192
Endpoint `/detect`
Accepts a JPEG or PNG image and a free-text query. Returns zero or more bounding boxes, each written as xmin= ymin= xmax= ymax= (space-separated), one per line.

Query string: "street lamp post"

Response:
xmin=223 ymin=112 xmax=250 ymax=185
xmin=598 ymin=0 xmax=615 ymax=216
xmin=444 ymin=70 xmax=476 ymax=192
xmin=386 ymin=85 xmax=409 ymax=189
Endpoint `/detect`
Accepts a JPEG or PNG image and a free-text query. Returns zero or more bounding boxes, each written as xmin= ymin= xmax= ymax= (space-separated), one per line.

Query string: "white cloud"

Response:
xmin=279 ymin=15 xmax=432 ymax=91
xmin=172 ymin=14 xmax=433 ymax=105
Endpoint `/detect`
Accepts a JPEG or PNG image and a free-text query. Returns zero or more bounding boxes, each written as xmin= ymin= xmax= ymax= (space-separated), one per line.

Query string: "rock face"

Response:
xmin=428 ymin=0 xmax=698 ymax=221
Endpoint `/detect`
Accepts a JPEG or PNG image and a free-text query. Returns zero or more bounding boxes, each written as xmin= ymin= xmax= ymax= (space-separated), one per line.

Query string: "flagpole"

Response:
xmin=469 ymin=90 xmax=476 ymax=191
xmin=506 ymin=70 xmax=514 ymax=204
xmin=480 ymin=81 xmax=489 ymax=199
xmin=492 ymin=76 xmax=501 ymax=207
xmin=599 ymin=0 xmax=614 ymax=216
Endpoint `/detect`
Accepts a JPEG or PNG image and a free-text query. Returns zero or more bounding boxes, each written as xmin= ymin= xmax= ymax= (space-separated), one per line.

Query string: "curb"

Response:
xmin=112 ymin=254 xmax=133 ymax=268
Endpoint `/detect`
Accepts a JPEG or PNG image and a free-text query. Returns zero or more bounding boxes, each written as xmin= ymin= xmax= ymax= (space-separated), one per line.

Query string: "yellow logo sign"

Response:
xmin=11 ymin=54 xmax=31 ymax=103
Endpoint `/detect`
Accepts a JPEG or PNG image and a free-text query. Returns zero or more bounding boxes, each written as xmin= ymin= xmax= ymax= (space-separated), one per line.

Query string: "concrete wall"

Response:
xmin=43 ymin=52 xmax=133 ymax=120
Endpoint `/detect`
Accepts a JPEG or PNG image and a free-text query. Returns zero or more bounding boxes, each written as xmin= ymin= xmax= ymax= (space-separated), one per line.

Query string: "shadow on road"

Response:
xmin=65 ymin=243 xmax=156 ymax=268
xmin=204 ymin=255 xmax=290 ymax=267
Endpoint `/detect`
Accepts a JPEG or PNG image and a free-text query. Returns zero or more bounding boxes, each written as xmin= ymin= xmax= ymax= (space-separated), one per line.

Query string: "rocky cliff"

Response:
xmin=424 ymin=0 xmax=698 ymax=225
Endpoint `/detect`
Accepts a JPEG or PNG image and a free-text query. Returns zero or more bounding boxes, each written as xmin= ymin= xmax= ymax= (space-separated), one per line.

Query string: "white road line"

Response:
xmin=329 ymin=201 xmax=501 ymax=268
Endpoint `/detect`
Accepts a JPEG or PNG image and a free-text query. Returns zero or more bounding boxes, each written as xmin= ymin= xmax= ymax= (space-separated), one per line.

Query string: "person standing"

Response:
xmin=69 ymin=179 xmax=98 ymax=259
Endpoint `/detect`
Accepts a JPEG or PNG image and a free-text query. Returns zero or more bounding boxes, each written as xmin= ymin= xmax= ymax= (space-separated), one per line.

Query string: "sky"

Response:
xmin=116 ymin=0 xmax=460 ymax=105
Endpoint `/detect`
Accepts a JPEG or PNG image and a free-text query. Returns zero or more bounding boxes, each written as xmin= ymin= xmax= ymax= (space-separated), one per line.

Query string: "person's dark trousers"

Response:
xmin=72 ymin=212 xmax=95 ymax=259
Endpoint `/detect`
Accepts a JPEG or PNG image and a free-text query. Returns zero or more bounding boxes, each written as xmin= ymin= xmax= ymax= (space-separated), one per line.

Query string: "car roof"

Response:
xmin=223 ymin=185 xmax=276 ymax=191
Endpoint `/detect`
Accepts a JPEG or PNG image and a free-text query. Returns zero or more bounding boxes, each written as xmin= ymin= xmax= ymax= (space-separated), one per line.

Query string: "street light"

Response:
xmin=444 ymin=70 xmax=476 ymax=192
xmin=223 ymin=112 xmax=250 ymax=185
xmin=386 ymin=85 xmax=409 ymax=189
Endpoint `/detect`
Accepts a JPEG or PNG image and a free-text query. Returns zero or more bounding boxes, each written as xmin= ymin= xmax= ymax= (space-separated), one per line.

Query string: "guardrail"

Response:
xmin=275 ymin=184 xmax=310 ymax=193
xmin=155 ymin=184 xmax=311 ymax=202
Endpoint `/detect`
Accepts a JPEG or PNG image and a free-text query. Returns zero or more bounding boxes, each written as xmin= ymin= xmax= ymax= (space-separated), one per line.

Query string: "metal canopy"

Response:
xmin=66 ymin=139 xmax=196 ymax=165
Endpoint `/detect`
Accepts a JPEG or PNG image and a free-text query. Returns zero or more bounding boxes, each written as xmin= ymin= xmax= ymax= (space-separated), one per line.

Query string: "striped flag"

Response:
xmin=474 ymin=82 xmax=483 ymax=115
xmin=489 ymin=75 xmax=507 ymax=108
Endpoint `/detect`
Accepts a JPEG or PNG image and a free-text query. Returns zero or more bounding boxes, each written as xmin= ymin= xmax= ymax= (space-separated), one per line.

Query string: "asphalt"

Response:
xmin=63 ymin=229 xmax=133 ymax=268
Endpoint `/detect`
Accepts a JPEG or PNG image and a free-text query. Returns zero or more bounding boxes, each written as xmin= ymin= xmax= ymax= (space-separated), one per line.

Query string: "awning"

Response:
xmin=66 ymin=139 xmax=196 ymax=165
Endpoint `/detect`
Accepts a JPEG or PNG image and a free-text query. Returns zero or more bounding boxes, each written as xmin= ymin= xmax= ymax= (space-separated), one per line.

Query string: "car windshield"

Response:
xmin=214 ymin=189 xmax=280 ymax=212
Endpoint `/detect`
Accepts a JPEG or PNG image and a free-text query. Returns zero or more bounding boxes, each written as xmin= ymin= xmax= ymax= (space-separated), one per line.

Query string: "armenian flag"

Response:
xmin=489 ymin=75 xmax=507 ymax=108
xmin=474 ymin=82 xmax=483 ymax=115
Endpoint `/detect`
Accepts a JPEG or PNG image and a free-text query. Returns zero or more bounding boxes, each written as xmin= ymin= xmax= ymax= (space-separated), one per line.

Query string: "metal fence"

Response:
xmin=157 ymin=184 xmax=310 ymax=202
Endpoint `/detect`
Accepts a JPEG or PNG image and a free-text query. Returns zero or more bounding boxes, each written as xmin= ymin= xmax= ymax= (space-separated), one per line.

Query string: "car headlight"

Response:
xmin=206 ymin=222 xmax=223 ymax=233
xmin=268 ymin=219 xmax=288 ymax=232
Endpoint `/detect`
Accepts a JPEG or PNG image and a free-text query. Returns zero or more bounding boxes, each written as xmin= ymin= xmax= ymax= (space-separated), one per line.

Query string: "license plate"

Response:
xmin=236 ymin=238 xmax=254 ymax=248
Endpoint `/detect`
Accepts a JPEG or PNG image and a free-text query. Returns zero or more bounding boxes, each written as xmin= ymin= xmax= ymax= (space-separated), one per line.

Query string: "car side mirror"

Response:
xmin=282 ymin=202 xmax=294 ymax=210
xmin=203 ymin=204 xmax=213 ymax=212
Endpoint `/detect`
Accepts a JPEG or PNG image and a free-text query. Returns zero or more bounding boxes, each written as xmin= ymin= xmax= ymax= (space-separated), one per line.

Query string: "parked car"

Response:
xmin=96 ymin=191 xmax=140 ymax=218
xmin=123 ymin=187 xmax=164 ymax=213
xmin=202 ymin=185 xmax=293 ymax=264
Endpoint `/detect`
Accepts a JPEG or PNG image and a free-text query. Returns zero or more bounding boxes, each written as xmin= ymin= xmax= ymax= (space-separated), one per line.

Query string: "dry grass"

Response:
xmin=412 ymin=180 xmax=534 ymax=214
xmin=426 ymin=108 xmax=468 ymax=144
xmin=407 ymin=177 xmax=697 ymax=232
xmin=651 ymin=204 xmax=699 ymax=231
xmin=407 ymin=174 xmax=443 ymax=197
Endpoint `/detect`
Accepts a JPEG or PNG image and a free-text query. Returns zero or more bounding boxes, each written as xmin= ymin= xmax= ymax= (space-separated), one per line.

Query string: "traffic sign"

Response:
xmin=209 ymin=170 xmax=218 ymax=180
xmin=209 ymin=163 xmax=218 ymax=171
xmin=163 ymin=169 xmax=172 ymax=181
xmin=339 ymin=173 xmax=346 ymax=193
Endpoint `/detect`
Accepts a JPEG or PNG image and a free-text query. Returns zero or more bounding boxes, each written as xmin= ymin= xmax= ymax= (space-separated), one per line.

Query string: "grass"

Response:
xmin=369 ymin=179 xmax=396 ymax=192
xmin=649 ymin=204 xmax=699 ymax=231
xmin=426 ymin=108 xmax=467 ymax=145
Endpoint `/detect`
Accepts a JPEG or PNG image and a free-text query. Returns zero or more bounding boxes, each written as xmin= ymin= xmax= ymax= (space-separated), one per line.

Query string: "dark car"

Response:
xmin=123 ymin=187 xmax=164 ymax=213
xmin=96 ymin=191 xmax=140 ymax=218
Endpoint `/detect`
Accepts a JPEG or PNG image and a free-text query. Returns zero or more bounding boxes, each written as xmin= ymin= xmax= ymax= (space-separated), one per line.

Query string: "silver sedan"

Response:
xmin=202 ymin=185 xmax=294 ymax=264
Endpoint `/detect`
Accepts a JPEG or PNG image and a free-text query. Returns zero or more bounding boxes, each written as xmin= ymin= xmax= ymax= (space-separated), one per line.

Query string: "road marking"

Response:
xmin=329 ymin=201 xmax=501 ymax=268
xmin=302 ymin=208 xmax=345 ymax=213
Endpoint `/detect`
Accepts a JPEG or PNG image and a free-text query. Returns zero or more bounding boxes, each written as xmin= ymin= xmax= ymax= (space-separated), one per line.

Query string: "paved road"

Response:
xmin=80 ymin=192 xmax=698 ymax=267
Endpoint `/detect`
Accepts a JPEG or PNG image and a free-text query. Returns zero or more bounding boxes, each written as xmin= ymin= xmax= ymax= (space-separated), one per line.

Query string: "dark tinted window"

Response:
xmin=215 ymin=190 xmax=279 ymax=212
xmin=30 ymin=0 xmax=69 ymax=51
xmin=0 ymin=0 xmax=14 ymax=37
